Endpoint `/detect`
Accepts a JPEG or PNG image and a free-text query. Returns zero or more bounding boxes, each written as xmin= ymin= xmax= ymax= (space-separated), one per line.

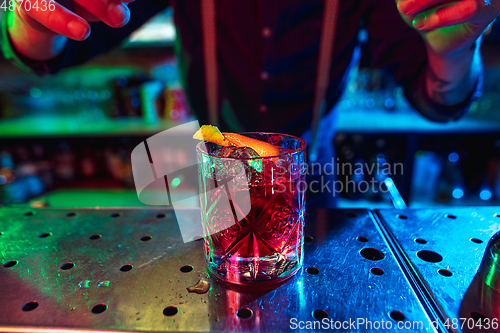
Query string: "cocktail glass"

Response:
xmin=196 ymin=133 xmax=306 ymax=286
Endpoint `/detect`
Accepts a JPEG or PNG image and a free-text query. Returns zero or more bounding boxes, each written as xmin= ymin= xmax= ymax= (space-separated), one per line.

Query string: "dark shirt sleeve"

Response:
xmin=364 ymin=0 xmax=482 ymax=122
xmin=1 ymin=0 xmax=169 ymax=76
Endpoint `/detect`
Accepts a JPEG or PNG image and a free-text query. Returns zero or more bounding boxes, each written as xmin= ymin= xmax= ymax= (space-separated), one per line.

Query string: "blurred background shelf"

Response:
xmin=336 ymin=107 xmax=500 ymax=134
xmin=0 ymin=116 xmax=193 ymax=138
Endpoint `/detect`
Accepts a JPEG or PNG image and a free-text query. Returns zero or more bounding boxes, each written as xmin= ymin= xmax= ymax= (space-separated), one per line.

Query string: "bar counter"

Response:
xmin=1 ymin=207 xmax=498 ymax=332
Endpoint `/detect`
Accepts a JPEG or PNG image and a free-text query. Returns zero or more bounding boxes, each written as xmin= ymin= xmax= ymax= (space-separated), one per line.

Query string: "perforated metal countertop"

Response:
xmin=1 ymin=207 xmax=499 ymax=332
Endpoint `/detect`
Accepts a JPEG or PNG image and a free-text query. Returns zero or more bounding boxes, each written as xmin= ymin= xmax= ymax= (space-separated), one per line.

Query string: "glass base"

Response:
xmin=207 ymin=250 xmax=302 ymax=287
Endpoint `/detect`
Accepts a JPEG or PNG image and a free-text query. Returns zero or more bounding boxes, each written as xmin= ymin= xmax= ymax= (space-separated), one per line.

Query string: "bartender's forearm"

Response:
xmin=6 ymin=10 xmax=67 ymax=61
xmin=425 ymin=40 xmax=480 ymax=107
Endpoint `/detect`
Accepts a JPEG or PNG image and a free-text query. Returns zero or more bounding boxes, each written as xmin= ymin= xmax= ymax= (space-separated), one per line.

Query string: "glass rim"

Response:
xmin=196 ymin=132 xmax=307 ymax=160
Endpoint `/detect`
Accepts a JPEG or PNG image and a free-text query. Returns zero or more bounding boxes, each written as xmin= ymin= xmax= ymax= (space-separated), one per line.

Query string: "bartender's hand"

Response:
xmin=14 ymin=0 xmax=131 ymax=40
xmin=7 ymin=0 xmax=131 ymax=61
xmin=396 ymin=0 xmax=499 ymax=107
xmin=396 ymin=0 xmax=499 ymax=55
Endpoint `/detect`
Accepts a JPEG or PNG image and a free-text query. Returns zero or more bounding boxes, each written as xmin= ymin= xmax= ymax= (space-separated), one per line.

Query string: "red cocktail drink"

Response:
xmin=197 ymin=133 xmax=306 ymax=286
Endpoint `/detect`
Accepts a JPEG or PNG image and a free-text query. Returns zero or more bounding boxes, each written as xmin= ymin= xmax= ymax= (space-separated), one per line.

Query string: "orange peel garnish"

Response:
xmin=222 ymin=132 xmax=280 ymax=158
xmin=193 ymin=125 xmax=280 ymax=158
xmin=193 ymin=125 xmax=232 ymax=147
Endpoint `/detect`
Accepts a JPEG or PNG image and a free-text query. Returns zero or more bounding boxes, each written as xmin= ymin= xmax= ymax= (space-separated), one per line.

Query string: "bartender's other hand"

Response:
xmin=396 ymin=0 xmax=500 ymax=55
xmin=14 ymin=0 xmax=131 ymax=41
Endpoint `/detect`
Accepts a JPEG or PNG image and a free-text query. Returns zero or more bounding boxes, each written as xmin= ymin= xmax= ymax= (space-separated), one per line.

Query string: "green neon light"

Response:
xmin=171 ymin=177 xmax=181 ymax=188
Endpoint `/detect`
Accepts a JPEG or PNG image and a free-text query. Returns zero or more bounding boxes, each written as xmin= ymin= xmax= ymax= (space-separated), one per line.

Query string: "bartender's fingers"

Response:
xmin=397 ymin=0 xmax=455 ymax=15
xmin=71 ymin=0 xmax=130 ymax=28
xmin=16 ymin=6 xmax=56 ymax=34
xmin=410 ymin=1 xmax=477 ymax=30
xmin=17 ymin=0 xmax=91 ymax=40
